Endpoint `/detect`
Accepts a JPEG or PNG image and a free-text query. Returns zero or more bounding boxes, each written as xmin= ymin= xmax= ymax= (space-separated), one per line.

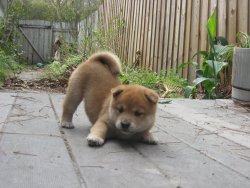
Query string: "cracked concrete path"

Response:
xmin=0 ymin=90 xmax=250 ymax=188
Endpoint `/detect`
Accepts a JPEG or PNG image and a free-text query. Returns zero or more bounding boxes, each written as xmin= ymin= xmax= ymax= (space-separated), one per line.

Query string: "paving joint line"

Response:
xmin=0 ymin=92 xmax=18 ymax=143
xmin=48 ymin=93 xmax=88 ymax=188
xmin=0 ymin=131 xmax=61 ymax=138
xmin=157 ymin=124 xmax=250 ymax=180
xmin=129 ymin=143 xmax=178 ymax=187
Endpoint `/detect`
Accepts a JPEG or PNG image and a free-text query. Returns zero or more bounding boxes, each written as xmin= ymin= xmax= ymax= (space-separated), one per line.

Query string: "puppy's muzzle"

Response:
xmin=121 ymin=121 xmax=131 ymax=130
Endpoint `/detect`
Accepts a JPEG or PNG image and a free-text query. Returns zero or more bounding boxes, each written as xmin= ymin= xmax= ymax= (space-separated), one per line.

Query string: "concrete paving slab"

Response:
xmin=50 ymin=94 xmax=175 ymax=188
xmin=1 ymin=91 xmax=250 ymax=188
xmin=2 ymin=92 xmax=61 ymax=137
xmin=0 ymin=134 xmax=81 ymax=188
xmin=156 ymin=108 xmax=250 ymax=178
xmin=158 ymin=100 xmax=250 ymax=148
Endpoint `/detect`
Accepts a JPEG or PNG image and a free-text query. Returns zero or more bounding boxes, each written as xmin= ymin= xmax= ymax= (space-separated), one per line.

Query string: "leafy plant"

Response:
xmin=44 ymin=54 xmax=82 ymax=80
xmin=183 ymin=11 xmax=233 ymax=99
xmin=0 ymin=0 xmax=25 ymax=86
xmin=0 ymin=49 xmax=24 ymax=86
xmin=237 ymin=32 xmax=250 ymax=48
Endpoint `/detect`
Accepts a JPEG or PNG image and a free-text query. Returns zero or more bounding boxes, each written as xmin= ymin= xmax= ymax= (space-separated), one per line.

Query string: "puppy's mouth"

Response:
xmin=119 ymin=129 xmax=135 ymax=135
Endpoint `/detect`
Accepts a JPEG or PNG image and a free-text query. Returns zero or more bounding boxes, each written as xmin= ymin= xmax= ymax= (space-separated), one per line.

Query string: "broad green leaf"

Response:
xmin=206 ymin=60 xmax=228 ymax=76
xmin=214 ymin=36 xmax=228 ymax=46
xmin=202 ymin=63 xmax=214 ymax=78
xmin=191 ymin=51 xmax=209 ymax=59
xmin=191 ymin=61 xmax=198 ymax=68
xmin=178 ymin=61 xmax=190 ymax=69
xmin=207 ymin=11 xmax=217 ymax=41
xmin=196 ymin=69 xmax=203 ymax=78
xmin=193 ymin=77 xmax=214 ymax=86
xmin=184 ymin=86 xmax=195 ymax=98
xmin=214 ymin=45 xmax=234 ymax=61
xmin=178 ymin=61 xmax=198 ymax=69
xmin=203 ymin=80 xmax=215 ymax=92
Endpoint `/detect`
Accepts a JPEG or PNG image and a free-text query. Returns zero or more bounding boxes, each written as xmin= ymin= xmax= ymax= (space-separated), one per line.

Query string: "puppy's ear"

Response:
xmin=111 ymin=85 xmax=125 ymax=98
xmin=145 ymin=89 xmax=159 ymax=104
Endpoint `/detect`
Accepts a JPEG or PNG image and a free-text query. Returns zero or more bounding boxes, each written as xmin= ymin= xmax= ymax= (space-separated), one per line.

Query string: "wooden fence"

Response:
xmin=17 ymin=0 xmax=250 ymax=82
xmin=97 ymin=0 xmax=250 ymax=82
xmin=18 ymin=13 xmax=99 ymax=64
xmin=18 ymin=20 xmax=76 ymax=64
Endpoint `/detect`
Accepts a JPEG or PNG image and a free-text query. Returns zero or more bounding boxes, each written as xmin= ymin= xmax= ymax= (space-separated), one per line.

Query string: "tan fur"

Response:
xmin=61 ymin=51 xmax=159 ymax=146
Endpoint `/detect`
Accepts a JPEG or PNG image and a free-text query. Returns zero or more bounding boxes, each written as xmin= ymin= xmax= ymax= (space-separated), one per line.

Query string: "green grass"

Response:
xmin=120 ymin=65 xmax=188 ymax=98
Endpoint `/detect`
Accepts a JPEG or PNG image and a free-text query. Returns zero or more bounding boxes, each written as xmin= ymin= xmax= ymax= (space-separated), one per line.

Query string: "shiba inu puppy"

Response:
xmin=61 ymin=52 xmax=158 ymax=146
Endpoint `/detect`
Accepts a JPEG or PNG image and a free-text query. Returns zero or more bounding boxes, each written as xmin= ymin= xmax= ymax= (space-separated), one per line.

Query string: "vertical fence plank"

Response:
xmin=139 ymin=0 xmax=147 ymax=67
xmin=153 ymin=0 xmax=162 ymax=72
xmin=110 ymin=0 xmax=115 ymax=50
xmin=157 ymin=0 xmax=167 ymax=73
xmin=131 ymin=0 xmax=140 ymax=65
xmin=177 ymin=0 xmax=187 ymax=76
xmin=162 ymin=0 xmax=171 ymax=71
xmin=227 ymin=0 xmax=237 ymax=44
xmin=123 ymin=0 xmax=132 ymax=62
xmin=131 ymin=0 xmax=139 ymax=64
xmin=135 ymin=0 xmax=143 ymax=66
xmin=145 ymin=0 xmax=154 ymax=69
xmin=199 ymin=0 xmax=209 ymax=68
xmin=112 ymin=0 xmax=117 ymax=53
xmin=218 ymin=0 xmax=227 ymax=37
xmin=120 ymin=0 xmax=126 ymax=61
xmin=149 ymin=0 xmax=158 ymax=70
xmin=142 ymin=0 xmax=150 ymax=68
xmin=103 ymin=1 xmax=107 ymax=34
xmin=166 ymin=0 xmax=176 ymax=72
xmin=117 ymin=0 xmax=123 ymax=55
xmin=183 ymin=0 xmax=192 ymax=79
xmin=128 ymin=0 xmax=137 ymax=65
xmin=237 ymin=0 xmax=248 ymax=33
xmin=172 ymin=0 xmax=181 ymax=72
xmin=188 ymin=0 xmax=200 ymax=83
xmin=249 ymin=0 xmax=250 ymax=34
xmin=142 ymin=0 xmax=152 ymax=68
xmin=209 ymin=0 xmax=217 ymax=15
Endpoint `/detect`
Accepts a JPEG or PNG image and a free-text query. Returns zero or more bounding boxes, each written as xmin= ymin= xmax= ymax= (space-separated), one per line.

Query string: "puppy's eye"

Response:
xmin=134 ymin=111 xmax=143 ymax=117
xmin=117 ymin=107 xmax=124 ymax=113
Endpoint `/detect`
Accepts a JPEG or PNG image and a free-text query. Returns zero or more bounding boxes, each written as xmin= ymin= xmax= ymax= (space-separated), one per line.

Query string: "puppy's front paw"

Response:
xmin=61 ymin=121 xmax=74 ymax=129
xmin=87 ymin=134 xmax=104 ymax=147
xmin=141 ymin=133 xmax=158 ymax=145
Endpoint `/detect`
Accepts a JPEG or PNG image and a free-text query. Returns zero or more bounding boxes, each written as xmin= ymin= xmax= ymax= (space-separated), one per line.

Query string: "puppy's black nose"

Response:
xmin=121 ymin=122 xmax=130 ymax=129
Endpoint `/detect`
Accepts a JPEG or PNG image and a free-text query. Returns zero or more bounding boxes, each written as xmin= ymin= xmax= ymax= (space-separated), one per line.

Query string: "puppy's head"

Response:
xmin=109 ymin=85 xmax=159 ymax=135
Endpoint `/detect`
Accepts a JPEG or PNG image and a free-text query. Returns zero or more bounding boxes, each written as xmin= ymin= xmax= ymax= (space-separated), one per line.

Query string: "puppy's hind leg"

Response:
xmin=61 ymin=88 xmax=83 ymax=129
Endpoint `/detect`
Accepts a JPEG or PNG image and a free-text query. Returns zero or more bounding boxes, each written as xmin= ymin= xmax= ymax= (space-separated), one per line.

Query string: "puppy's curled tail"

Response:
xmin=88 ymin=51 xmax=121 ymax=76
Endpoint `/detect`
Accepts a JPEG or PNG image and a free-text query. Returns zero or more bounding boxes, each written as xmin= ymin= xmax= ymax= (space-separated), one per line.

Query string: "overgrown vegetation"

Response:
xmin=44 ymin=54 xmax=83 ymax=81
xmin=45 ymin=57 xmax=187 ymax=97
xmin=0 ymin=1 xmax=25 ymax=86
xmin=13 ymin=0 xmax=102 ymax=42
xmin=2 ymin=2 xmax=248 ymax=97
xmin=14 ymin=0 xmax=101 ymax=21
xmin=78 ymin=16 xmax=126 ymax=58
xmin=183 ymin=11 xmax=233 ymax=99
